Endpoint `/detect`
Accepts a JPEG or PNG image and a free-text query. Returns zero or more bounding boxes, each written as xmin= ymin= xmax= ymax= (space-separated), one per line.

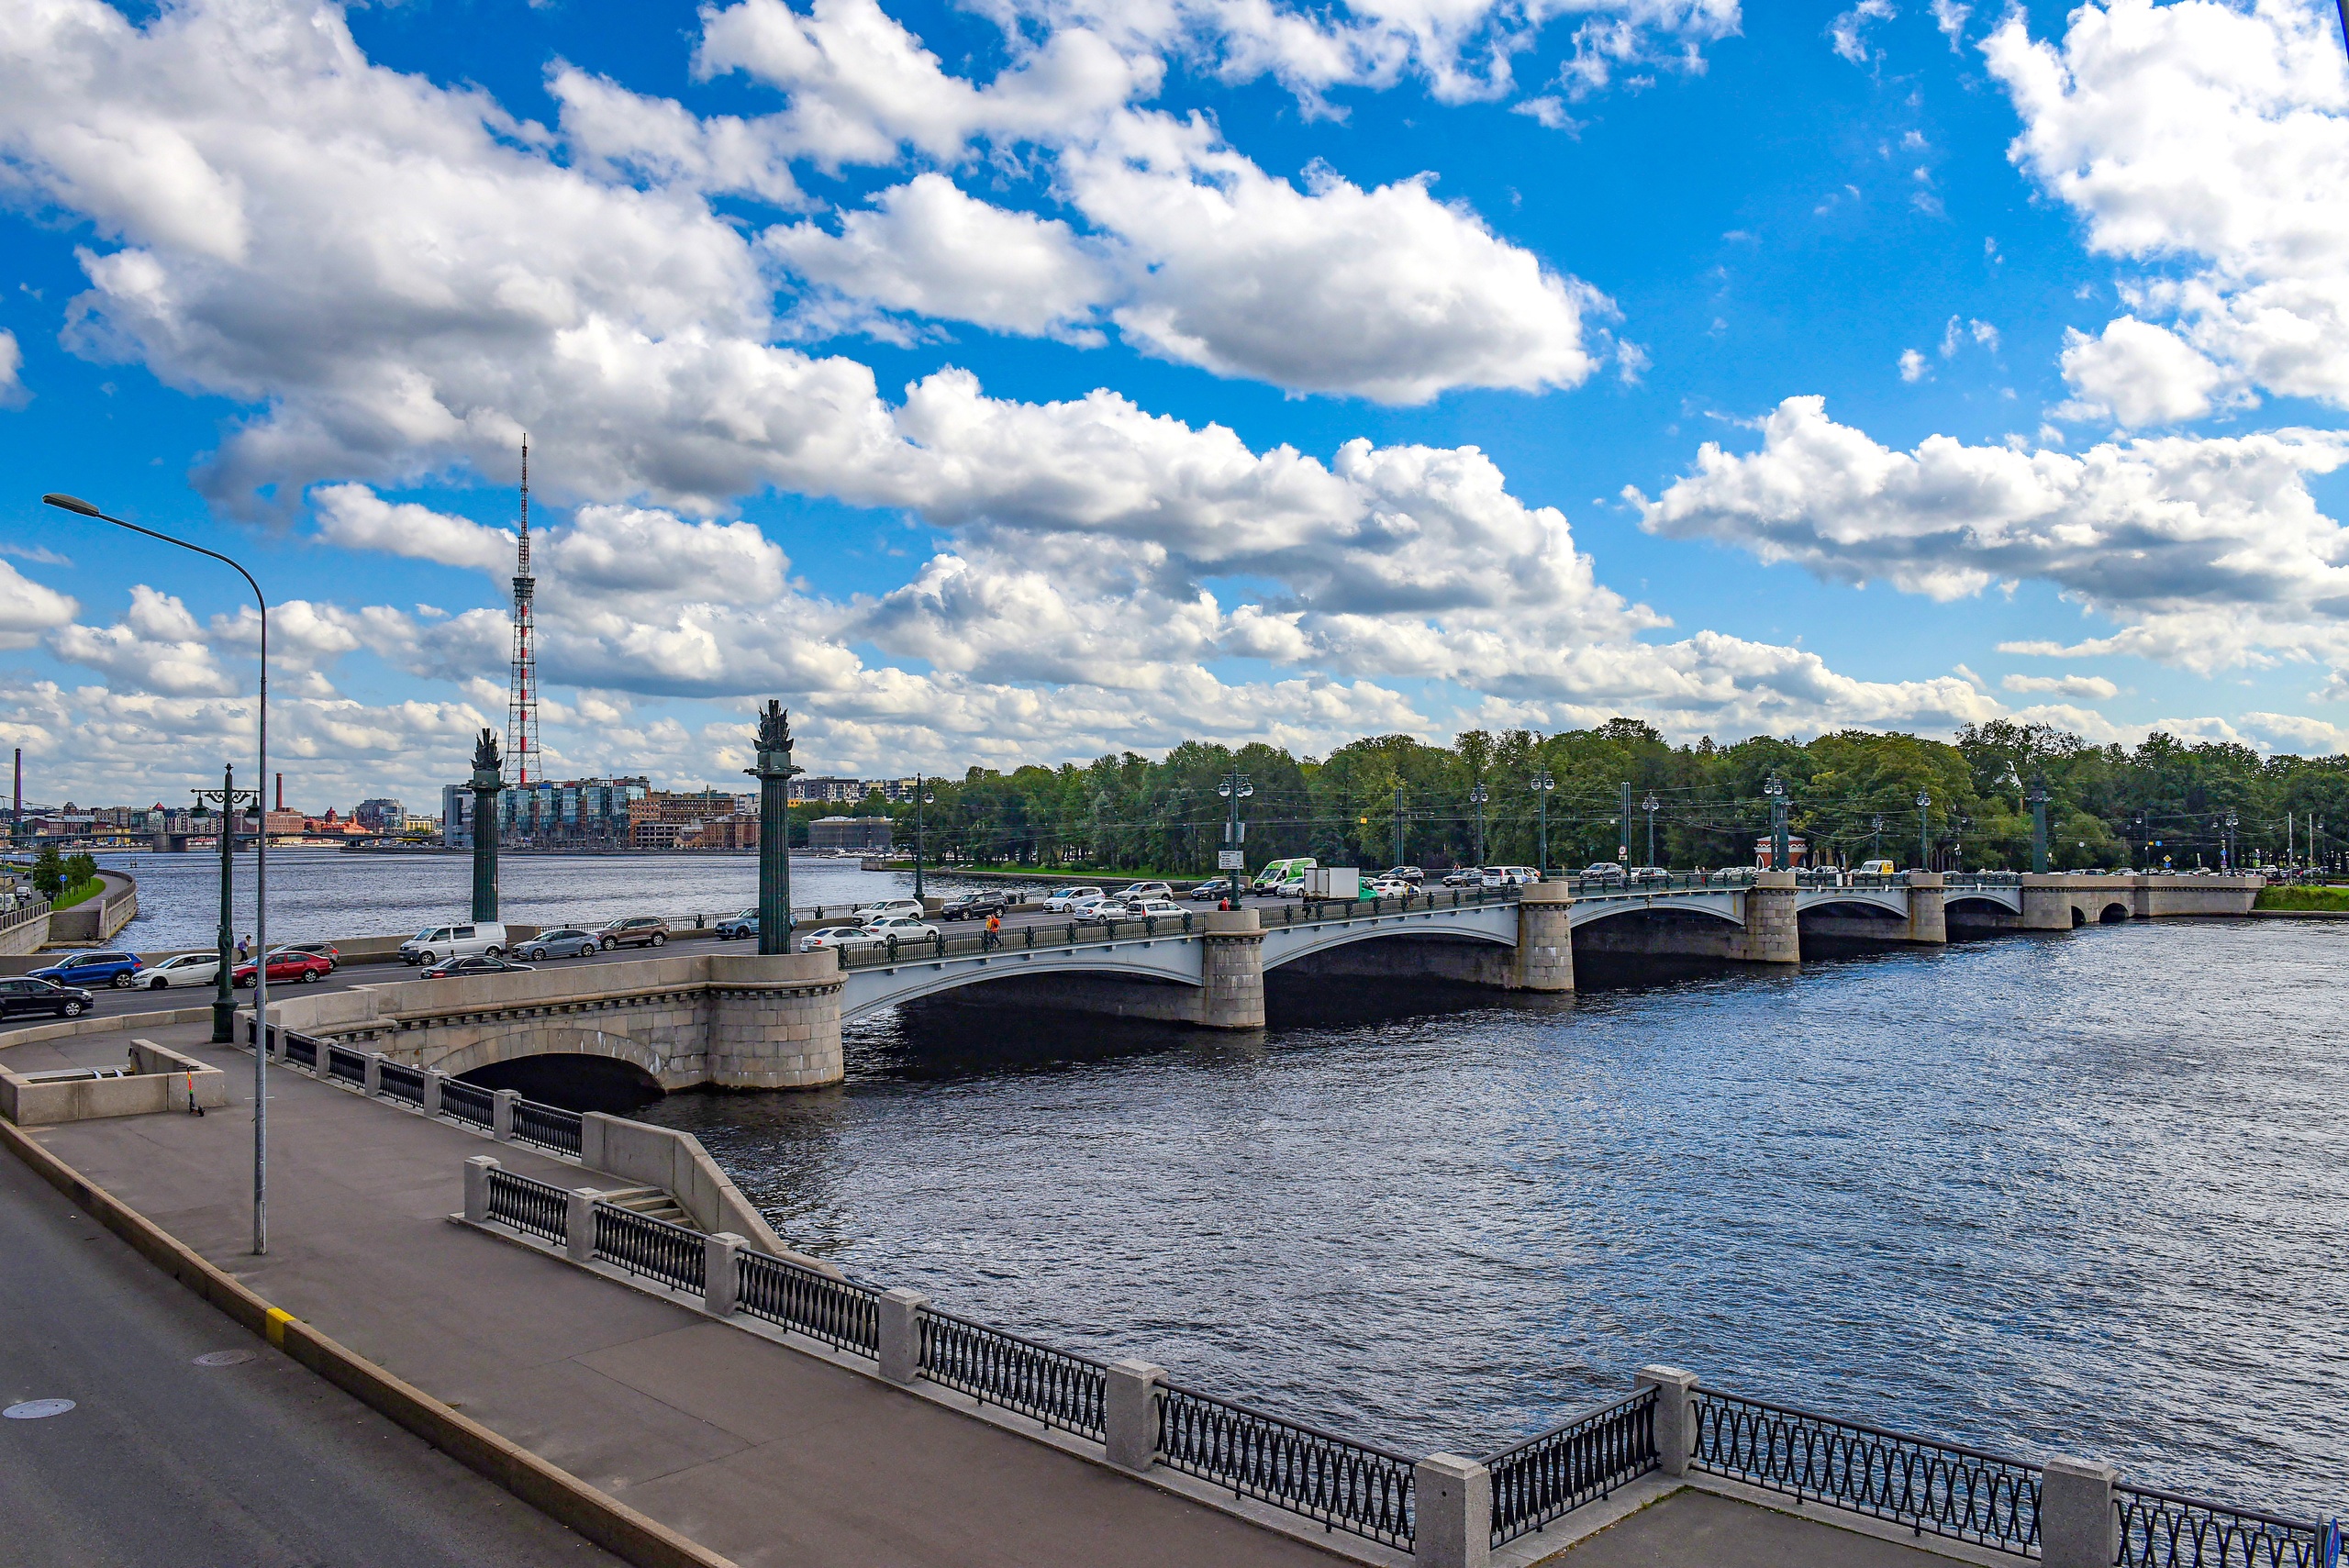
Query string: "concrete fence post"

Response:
xmin=1411 ymin=1453 xmax=1492 ymax=1568
xmin=565 ymin=1188 xmax=601 ymax=1263
xmin=704 ymin=1232 xmax=742 ymax=1317
xmin=579 ymin=1109 xmax=609 ymax=1171
xmin=421 ymin=1069 xmax=444 ymax=1118
xmin=2040 ymin=1457 xmax=2119 ymax=1568
xmin=877 ymin=1287 xmax=927 ymax=1385
xmin=493 ymin=1088 xmax=519 ymax=1141
xmin=362 ymin=1052 xmax=382 ymax=1098
xmin=463 ymin=1155 xmax=498 ymax=1224
xmin=1104 ymin=1360 xmax=1166 ymax=1471
xmin=1635 ymin=1365 xmax=1700 ymax=1476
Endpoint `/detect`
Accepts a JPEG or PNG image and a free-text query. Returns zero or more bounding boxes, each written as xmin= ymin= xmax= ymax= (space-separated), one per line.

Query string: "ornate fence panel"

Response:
xmin=484 ymin=1167 xmax=566 ymax=1244
xmin=377 ymin=1059 xmax=426 ymax=1106
xmin=1487 ymin=1388 xmax=1659 ymax=1547
xmin=510 ymin=1098 xmax=583 ymax=1155
xmin=733 ymin=1251 xmax=881 ymax=1355
xmin=280 ymin=1029 xmax=319 ymax=1070
xmin=1157 ymin=1384 xmax=1416 ymax=1550
xmin=592 ymin=1204 xmax=706 ymax=1292
xmin=917 ymin=1309 xmax=1106 ymax=1440
xmin=439 ymin=1078 xmax=495 ymax=1129
xmin=2117 ymin=1486 xmax=2333 ymax=1568
xmin=1690 ymin=1388 xmax=2041 ymax=1555
xmin=324 ymin=1043 xmax=368 ymax=1087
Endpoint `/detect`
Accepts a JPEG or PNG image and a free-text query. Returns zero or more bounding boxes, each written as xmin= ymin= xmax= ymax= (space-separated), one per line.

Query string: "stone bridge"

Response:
xmin=259 ymin=873 xmax=2259 ymax=1094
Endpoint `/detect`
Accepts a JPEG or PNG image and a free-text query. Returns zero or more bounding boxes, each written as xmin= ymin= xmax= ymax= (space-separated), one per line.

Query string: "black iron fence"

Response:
xmin=918 ymin=1308 xmax=1106 ymax=1440
xmin=1690 ymin=1387 xmax=2042 ymax=1555
xmin=1488 ymin=1388 xmax=1658 ymax=1547
xmin=2117 ymin=1485 xmax=2338 ymax=1568
xmin=377 ymin=1059 xmax=427 ymax=1106
xmin=484 ymin=1166 xmax=566 ymax=1244
xmin=510 ymin=1098 xmax=583 ymax=1155
xmin=735 ymin=1249 xmax=881 ymax=1355
xmin=440 ymin=1077 xmax=495 ymax=1129
xmin=592 ymin=1204 xmax=705 ymax=1292
xmin=324 ymin=1042 xmax=368 ymax=1087
xmin=1157 ymin=1383 xmax=1417 ymax=1550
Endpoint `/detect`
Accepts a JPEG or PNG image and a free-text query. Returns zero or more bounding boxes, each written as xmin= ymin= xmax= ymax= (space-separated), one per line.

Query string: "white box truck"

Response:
xmin=1306 ymin=867 xmax=1360 ymax=899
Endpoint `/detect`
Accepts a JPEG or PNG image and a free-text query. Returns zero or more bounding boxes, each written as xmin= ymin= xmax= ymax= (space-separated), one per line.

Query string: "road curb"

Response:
xmin=0 ymin=1114 xmax=737 ymax=1568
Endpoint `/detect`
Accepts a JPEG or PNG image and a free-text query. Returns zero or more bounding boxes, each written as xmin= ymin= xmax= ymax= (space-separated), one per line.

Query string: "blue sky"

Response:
xmin=2 ymin=0 xmax=2347 ymax=809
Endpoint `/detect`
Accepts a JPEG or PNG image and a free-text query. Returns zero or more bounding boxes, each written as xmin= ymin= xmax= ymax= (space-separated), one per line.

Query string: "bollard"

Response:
xmin=463 ymin=1155 xmax=498 ymax=1224
xmin=1411 ymin=1453 xmax=1492 ymax=1568
xmin=2040 ymin=1458 xmax=2119 ymax=1568
xmin=492 ymin=1088 xmax=519 ymax=1141
xmin=362 ymin=1051 xmax=382 ymax=1099
xmin=1635 ymin=1365 xmax=1700 ymax=1476
xmin=565 ymin=1188 xmax=600 ymax=1263
xmin=877 ymin=1287 xmax=927 ymax=1385
xmin=421 ymin=1069 xmax=444 ymax=1118
xmin=1104 ymin=1360 xmax=1166 ymax=1472
xmin=703 ymin=1232 xmax=742 ymax=1317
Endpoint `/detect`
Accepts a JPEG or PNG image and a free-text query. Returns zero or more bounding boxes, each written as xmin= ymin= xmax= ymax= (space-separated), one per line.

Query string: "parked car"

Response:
xmin=232 ymin=950 xmax=333 ymax=987
xmin=1366 ymin=876 xmax=1411 ymax=897
xmin=522 ymin=927 xmax=602 ymax=961
xmin=1041 ymin=888 xmax=1102 ymax=912
xmin=420 ymin=953 xmax=536 ymax=980
xmin=1385 ymin=866 xmax=1425 ymax=884
xmin=714 ymin=908 xmax=759 ymax=940
xmin=940 ymin=892 xmax=1008 ymax=920
xmin=139 ymin=951 xmax=221 ymax=990
xmin=1186 ymin=877 xmax=1239 ymax=901
xmin=797 ymin=924 xmax=868 ymax=952
xmin=597 ymin=916 xmax=669 ymax=950
xmin=841 ymin=916 xmax=940 ymax=950
xmin=30 ymin=950 xmax=143 ymax=989
xmin=853 ymin=898 xmax=925 ymax=923
xmin=0 ymin=976 xmax=94 ymax=1018
xmin=399 ymin=921 xmax=510 ymax=965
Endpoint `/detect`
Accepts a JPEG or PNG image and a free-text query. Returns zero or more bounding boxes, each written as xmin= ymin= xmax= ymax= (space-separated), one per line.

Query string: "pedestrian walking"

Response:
xmin=237 ymin=933 xmax=250 ymax=962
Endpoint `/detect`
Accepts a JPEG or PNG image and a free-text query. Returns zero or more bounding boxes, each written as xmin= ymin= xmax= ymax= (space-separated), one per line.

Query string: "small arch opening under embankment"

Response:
xmin=459 ymin=1053 xmax=663 ymax=1114
xmin=2099 ymin=903 xmax=2131 ymax=924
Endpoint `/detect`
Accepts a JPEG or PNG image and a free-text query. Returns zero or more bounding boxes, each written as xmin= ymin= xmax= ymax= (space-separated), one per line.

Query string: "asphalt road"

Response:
xmin=0 ymin=1146 xmax=621 ymax=1568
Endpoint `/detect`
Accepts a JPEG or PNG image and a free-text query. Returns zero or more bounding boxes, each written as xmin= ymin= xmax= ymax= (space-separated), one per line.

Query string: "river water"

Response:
xmin=98 ymin=853 xmax=2349 ymax=1518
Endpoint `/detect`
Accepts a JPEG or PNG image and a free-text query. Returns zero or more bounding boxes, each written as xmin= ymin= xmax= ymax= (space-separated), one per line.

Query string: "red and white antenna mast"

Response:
xmin=505 ymin=438 xmax=540 ymax=790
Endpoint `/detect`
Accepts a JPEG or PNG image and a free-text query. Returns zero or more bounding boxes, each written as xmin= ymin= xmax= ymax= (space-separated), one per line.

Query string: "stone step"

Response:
xmin=596 ymin=1185 xmax=693 ymax=1224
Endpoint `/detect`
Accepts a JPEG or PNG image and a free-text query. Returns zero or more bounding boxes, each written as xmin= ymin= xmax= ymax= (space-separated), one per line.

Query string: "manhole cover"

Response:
xmin=194 ymin=1351 xmax=255 ymax=1368
xmin=4 ymin=1399 xmax=76 ymax=1419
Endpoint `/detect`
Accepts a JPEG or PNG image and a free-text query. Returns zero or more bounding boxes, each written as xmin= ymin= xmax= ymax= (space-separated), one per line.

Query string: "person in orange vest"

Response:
xmin=985 ymin=912 xmax=1002 ymax=947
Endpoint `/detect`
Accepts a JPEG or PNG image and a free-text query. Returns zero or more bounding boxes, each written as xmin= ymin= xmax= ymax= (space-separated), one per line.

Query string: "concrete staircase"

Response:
xmin=596 ymin=1185 xmax=693 ymax=1227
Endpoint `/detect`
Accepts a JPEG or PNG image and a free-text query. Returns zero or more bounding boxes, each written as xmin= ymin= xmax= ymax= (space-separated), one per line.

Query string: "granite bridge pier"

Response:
xmin=260 ymin=873 xmax=2261 ymax=1095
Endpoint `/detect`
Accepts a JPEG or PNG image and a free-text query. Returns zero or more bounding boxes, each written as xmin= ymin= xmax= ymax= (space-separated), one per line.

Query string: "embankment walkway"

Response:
xmin=4 ymin=1018 xmax=1965 ymax=1568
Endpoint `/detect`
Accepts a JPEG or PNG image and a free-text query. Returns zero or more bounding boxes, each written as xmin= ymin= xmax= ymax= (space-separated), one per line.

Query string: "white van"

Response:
xmin=1857 ymin=859 xmax=1898 ymax=876
xmin=400 ymin=921 xmax=510 ymax=965
xmin=1252 ymin=856 xmax=1317 ymax=893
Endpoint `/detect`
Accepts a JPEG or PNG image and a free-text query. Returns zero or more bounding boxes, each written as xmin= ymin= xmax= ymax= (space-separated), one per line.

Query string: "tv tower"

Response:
xmin=505 ymin=438 xmax=540 ymax=790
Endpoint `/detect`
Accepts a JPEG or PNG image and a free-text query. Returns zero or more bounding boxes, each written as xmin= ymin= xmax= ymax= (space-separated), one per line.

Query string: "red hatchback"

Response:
xmin=231 ymin=951 xmax=333 ymax=987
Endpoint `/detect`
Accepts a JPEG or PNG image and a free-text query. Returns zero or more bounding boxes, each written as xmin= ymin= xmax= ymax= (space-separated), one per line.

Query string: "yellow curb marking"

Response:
xmin=264 ymin=1307 xmax=293 ymax=1347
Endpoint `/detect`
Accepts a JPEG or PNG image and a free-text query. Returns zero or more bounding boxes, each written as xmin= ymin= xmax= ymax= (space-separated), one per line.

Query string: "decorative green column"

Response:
xmin=746 ymin=701 xmax=800 ymax=955
xmin=2028 ymin=770 xmax=2050 ymax=873
xmin=469 ymin=728 xmax=503 ymax=922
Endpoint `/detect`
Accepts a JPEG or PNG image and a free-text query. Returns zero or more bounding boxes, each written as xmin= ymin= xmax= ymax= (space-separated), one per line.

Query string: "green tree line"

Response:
xmin=819 ymin=720 xmax=2349 ymax=875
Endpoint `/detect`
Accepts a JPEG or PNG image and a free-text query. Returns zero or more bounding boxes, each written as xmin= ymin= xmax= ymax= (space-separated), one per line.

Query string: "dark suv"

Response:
xmin=0 ymin=976 xmax=94 ymax=1018
xmin=598 ymin=916 xmax=670 ymax=950
xmin=30 ymin=950 xmax=143 ymax=989
xmin=939 ymin=892 xmax=1008 ymax=921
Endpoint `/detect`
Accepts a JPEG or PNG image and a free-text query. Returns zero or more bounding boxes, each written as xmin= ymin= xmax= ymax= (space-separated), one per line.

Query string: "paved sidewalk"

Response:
xmin=1555 ymin=1488 xmax=1956 ymax=1566
xmin=8 ymin=1024 xmax=1344 ymax=1568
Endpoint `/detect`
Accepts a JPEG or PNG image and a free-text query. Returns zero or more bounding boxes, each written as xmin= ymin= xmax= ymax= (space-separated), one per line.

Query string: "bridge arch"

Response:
xmin=846 ymin=954 xmax=1201 ymax=1019
xmin=431 ymin=1024 xmax=678 ymax=1088
xmin=1568 ymin=899 xmax=1743 ymax=930
xmin=1262 ymin=920 xmax=1517 ymax=972
xmin=2098 ymin=901 xmax=2131 ymax=924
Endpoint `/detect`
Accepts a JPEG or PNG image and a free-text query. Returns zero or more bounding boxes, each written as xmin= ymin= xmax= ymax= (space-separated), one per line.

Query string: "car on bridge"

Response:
xmin=138 ymin=951 xmax=221 ymax=989
xmin=796 ymin=924 xmax=866 ymax=952
xmin=232 ymin=951 xmax=333 ymax=987
xmin=400 ymin=921 xmax=511 ymax=965
xmin=1580 ymin=863 xmax=1627 ymax=886
xmin=1441 ymin=867 xmax=1483 ymax=887
xmin=30 ymin=950 xmax=143 ymax=989
xmin=1118 ymin=882 xmax=1174 ymax=901
xmin=0 ymin=976 xmax=94 ymax=1018
xmin=714 ymin=909 xmax=759 ymax=940
xmin=853 ymin=898 xmax=925 ymax=923
xmin=1186 ymin=877 xmax=1240 ymax=901
xmin=1385 ymin=866 xmax=1425 ymax=884
xmin=837 ymin=916 xmax=941 ymax=951
xmin=1366 ymin=875 xmax=1412 ymax=896
xmin=420 ymin=953 xmax=536 ymax=980
xmin=597 ymin=916 xmax=670 ymax=950
xmin=1041 ymin=888 xmax=1105 ymax=912
xmin=1628 ymin=866 xmax=1671 ymax=884
xmin=940 ymin=892 xmax=1008 ymax=920
xmin=522 ymin=927 xmax=603 ymax=960
xmin=267 ymin=942 xmax=340 ymax=970
xmin=1121 ymin=898 xmax=1186 ymax=920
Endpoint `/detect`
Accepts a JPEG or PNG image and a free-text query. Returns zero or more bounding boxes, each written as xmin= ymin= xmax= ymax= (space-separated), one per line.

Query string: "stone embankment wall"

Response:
xmin=44 ymin=870 xmax=139 ymax=947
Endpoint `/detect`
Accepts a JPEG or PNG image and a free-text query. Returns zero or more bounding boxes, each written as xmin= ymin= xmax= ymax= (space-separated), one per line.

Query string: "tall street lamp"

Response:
xmin=189 ymin=767 xmax=256 ymax=1043
xmin=1528 ymin=770 xmax=1555 ymax=877
xmin=45 ymin=491 xmax=272 ymax=1256
xmin=1765 ymin=774 xmax=1789 ymax=871
xmin=1916 ymin=789 xmax=1932 ymax=871
xmin=1469 ymin=783 xmax=1488 ymax=867
xmin=2027 ymin=771 xmax=2051 ymax=873
xmin=1642 ymin=791 xmax=1661 ymax=868
xmin=910 ymin=774 xmax=933 ymax=901
xmin=1392 ymin=782 xmax=1407 ymax=870
xmin=1872 ymin=813 xmax=1885 ymax=863
xmin=1219 ymin=772 xmax=1253 ymax=889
